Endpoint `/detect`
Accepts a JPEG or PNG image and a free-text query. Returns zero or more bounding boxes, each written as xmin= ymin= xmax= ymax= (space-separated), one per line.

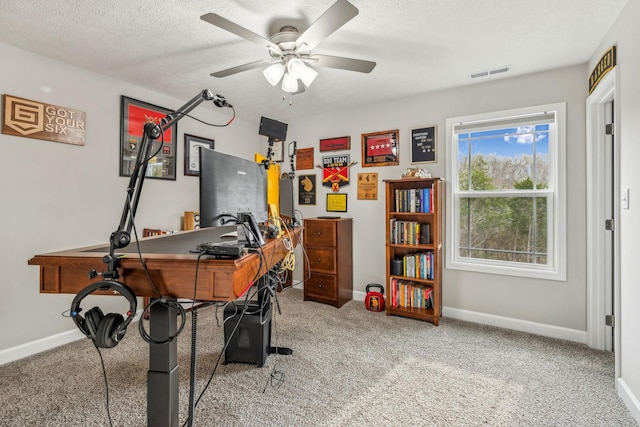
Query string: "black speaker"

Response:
xmin=223 ymin=301 xmax=271 ymax=367
xmin=391 ymin=258 xmax=403 ymax=276
xmin=70 ymin=280 xmax=137 ymax=349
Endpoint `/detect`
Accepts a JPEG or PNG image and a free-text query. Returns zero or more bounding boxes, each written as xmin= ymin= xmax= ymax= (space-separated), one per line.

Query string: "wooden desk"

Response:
xmin=29 ymin=226 xmax=299 ymax=300
xmin=28 ymin=226 xmax=300 ymax=427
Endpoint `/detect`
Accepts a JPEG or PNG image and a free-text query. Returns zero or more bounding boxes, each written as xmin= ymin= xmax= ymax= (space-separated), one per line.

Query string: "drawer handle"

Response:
xmin=317 ymin=258 xmax=322 ymax=263
xmin=317 ymin=284 xmax=323 ymax=288
xmin=316 ymin=231 xmax=322 ymax=236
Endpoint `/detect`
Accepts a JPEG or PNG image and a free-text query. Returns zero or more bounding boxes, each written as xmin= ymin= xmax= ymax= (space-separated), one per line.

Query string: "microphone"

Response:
xmin=213 ymin=94 xmax=232 ymax=108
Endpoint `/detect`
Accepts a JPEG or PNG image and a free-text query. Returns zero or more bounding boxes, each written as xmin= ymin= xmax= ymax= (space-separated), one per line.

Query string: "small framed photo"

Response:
xmin=411 ymin=126 xmax=437 ymax=163
xmin=326 ymin=193 xmax=348 ymax=212
xmin=184 ymin=134 xmax=215 ymax=176
xmin=120 ymin=96 xmax=177 ymax=180
xmin=361 ymin=129 xmax=399 ymax=167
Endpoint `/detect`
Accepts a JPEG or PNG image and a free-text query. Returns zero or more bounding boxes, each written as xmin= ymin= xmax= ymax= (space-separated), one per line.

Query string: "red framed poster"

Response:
xmin=319 ymin=136 xmax=350 ymax=152
xmin=119 ymin=96 xmax=177 ymax=180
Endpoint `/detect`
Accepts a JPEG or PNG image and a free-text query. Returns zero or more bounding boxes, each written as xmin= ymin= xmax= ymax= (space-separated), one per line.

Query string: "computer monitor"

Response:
xmin=199 ymin=147 xmax=268 ymax=246
xmin=279 ymin=176 xmax=295 ymax=224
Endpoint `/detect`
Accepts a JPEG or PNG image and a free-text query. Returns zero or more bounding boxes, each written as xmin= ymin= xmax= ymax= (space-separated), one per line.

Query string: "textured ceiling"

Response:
xmin=0 ymin=0 xmax=628 ymax=124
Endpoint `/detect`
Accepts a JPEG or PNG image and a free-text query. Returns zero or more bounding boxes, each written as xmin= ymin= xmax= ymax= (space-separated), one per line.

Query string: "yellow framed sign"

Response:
xmin=326 ymin=193 xmax=347 ymax=212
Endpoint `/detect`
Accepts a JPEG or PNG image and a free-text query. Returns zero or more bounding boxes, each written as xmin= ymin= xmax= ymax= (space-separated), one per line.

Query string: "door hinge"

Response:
xmin=605 ymin=219 xmax=614 ymax=231
xmin=605 ymin=314 xmax=615 ymax=327
xmin=605 ymin=123 xmax=615 ymax=135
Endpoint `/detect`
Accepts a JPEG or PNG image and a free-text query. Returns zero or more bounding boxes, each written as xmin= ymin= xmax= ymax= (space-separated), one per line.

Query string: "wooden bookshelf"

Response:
xmin=384 ymin=178 xmax=443 ymax=325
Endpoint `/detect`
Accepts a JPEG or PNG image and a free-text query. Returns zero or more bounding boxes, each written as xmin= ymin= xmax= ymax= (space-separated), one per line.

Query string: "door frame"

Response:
xmin=585 ymin=68 xmax=620 ymax=371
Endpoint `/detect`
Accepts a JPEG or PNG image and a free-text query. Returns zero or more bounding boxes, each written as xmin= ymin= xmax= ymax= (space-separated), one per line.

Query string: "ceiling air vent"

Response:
xmin=469 ymin=70 xmax=489 ymax=79
xmin=469 ymin=66 xmax=510 ymax=79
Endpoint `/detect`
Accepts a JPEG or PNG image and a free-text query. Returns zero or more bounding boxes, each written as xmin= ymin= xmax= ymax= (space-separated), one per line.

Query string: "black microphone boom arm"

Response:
xmin=102 ymin=89 xmax=215 ymax=279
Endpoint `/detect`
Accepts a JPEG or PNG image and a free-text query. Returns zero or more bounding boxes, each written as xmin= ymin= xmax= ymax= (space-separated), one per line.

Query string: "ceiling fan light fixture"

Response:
xmin=286 ymin=57 xmax=306 ymax=79
xmin=263 ymin=63 xmax=285 ymax=86
xmin=282 ymin=72 xmax=299 ymax=93
xmin=299 ymin=65 xmax=318 ymax=87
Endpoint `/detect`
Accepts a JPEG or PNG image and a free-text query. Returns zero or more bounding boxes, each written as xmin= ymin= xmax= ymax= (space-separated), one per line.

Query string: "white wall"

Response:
xmin=0 ymin=42 xmax=260 ymax=352
xmin=287 ymin=64 xmax=588 ymax=335
xmin=0 ymin=40 xmax=591 ymax=350
xmin=589 ymin=0 xmax=640 ymax=421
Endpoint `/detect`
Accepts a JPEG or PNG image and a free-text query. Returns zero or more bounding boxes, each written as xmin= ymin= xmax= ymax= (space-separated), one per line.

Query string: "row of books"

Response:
xmin=389 ymin=219 xmax=431 ymax=245
xmin=142 ymin=228 xmax=178 ymax=237
xmin=389 ymin=278 xmax=434 ymax=309
xmin=397 ymin=251 xmax=435 ymax=280
xmin=394 ymin=187 xmax=434 ymax=213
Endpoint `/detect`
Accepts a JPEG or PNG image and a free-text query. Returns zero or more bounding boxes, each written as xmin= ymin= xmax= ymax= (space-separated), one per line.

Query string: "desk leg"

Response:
xmin=147 ymin=299 xmax=179 ymax=427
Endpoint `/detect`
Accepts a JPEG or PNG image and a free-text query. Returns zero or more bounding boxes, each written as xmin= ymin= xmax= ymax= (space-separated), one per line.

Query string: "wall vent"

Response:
xmin=469 ymin=65 xmax=510 ymax=79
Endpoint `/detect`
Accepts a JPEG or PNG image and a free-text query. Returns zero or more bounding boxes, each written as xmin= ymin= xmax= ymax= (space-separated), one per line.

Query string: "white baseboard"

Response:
xmin=353 ymin=286 xmax=585 ymax=344
xmin=0 ymin=328 xmax=85 ymax=366
xmin=0 ymin=310 xmax=145 ymax=366
xmin=618 ymin=377 xmax=640 ymax=424
xmin=319 ymin=287 xmax=586 ymax=343
xmin=353 ymin=290 xmax=365 ymax=301
xmin=443 ymin=306 xmax=587 ymax=344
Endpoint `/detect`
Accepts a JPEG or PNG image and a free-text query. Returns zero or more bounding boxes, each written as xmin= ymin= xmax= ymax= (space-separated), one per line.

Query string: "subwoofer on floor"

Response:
xmin=223 ymin=301 xmax=271 ymax=367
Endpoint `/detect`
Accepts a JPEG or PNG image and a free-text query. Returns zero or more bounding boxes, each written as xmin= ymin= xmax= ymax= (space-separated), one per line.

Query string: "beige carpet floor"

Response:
xmin=0 ymin=287 xmax=637 ymax=426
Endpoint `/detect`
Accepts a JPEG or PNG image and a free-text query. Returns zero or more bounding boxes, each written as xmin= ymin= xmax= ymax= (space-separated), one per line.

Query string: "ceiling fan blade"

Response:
xmin=201 ymin=13 xmax=282 ymax=55
xmin=309 ymin=54 xmax=376 ymax=73
xmin=211 ymin=59 xmax=272 ymax=78
xmin=295 ymin=0 xmax=359 ymax=51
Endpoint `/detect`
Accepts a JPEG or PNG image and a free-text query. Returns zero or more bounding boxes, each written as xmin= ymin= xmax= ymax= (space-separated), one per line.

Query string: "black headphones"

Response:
xmin=70 ymin=280 xmax=137 ymax=349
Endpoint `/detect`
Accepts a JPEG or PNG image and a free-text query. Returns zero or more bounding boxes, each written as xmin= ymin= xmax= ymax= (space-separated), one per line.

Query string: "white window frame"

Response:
xmin=445 ymin=103 xmax=567 ymax=281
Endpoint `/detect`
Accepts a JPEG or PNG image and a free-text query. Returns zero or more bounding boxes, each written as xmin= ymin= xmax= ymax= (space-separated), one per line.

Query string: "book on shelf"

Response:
xmin=393 ymin=186 xmax=435 ymax=213
xmin=390 ymin=220 xmax=429 ymax=245
xmin=389 ymin=278 xmax=433 ymax=309
xmin=399 ymin=251 xmax=434 ymax=279
xmin=142 ymin=228 xmax=177 ymax=237
xmin=419 ymin=222 xmax=431 ymax=244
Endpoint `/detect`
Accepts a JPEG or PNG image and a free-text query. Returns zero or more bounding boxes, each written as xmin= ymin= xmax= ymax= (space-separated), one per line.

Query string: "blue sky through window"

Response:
xmin=459 ymin=124 xmax=549 ymax=158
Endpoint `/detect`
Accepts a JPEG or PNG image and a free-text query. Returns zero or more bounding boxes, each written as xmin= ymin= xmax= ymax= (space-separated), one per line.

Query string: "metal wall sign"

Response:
xmin=589 ymin=46 xmax=616 ymax=95
xmin=319 ymin=154 xmax=356 ymax=192
xmin=2 ymin=94 xmax=86 ymax=146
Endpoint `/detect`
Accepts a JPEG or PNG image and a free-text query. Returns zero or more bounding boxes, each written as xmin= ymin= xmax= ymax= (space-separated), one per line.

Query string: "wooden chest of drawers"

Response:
xmin=303 ymin=217 xmax=353 ymax=307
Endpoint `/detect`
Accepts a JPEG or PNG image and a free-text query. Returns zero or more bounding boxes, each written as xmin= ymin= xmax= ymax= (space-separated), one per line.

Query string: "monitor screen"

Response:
xmin=258 ymin=116 xmax=288 ymax=141
xmin=279 ymin=176 xmax=295 ymax=220
xmin=199 ymin=148 xmax=268 ymax=229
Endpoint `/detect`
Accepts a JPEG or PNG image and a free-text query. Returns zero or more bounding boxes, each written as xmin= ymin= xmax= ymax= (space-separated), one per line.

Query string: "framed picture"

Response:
xmin=270 ymin=139 xmax=284 ymax=162
xmin=120 ymin=96 xmax=177 ymax=180
xmin=357 ymin=172 xmax=378 ymax=200
xmin=411 ymin=126 xmax=437 ymax=163
xmin=296 ymin=147 xmax=314 ymax=170
xmin=298 ymin=174 xmax=316 ymax=205
xmin=184 ymin=134 xmax=214 ymax=176
xmin=326 ymin=193 xmax=348 ymax=212
xmin=319 ymin=136 xmax=350 ymax=152
xmin=361 ymin=129 xmax=399 ymax=167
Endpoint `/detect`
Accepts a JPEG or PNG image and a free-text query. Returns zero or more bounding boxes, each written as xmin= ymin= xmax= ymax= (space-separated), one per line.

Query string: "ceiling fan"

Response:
xmin=200 ymin=0 xmax=376 ymax=94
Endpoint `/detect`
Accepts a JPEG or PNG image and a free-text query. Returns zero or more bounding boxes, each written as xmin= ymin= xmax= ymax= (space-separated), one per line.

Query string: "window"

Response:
xmin=445 ymin=103 xmax=566 ymax=280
